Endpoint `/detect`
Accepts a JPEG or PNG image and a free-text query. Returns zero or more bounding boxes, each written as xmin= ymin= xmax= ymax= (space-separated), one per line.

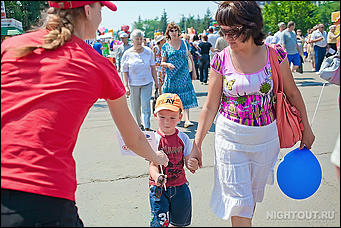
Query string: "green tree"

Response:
xmin=131 ymin=7 xmax=215 ymax=36
xmin=195 ymin=14 xmax=201 ymax=31
xmin=314 ymin=1 xmax=340 ymax=29
xmin=200 ymin=8 xmax=213 ymax=33
xmin=179 ymin=15 xmax=186 ymax=33
xmin=186 ymin=15 xmax=195 ymax=33
xmin=263 ymin=1 xmax=319 ymax=35
xmin=143 ymin=18 xmax=160 ymax=38
xmin=132 ymin=15 xmax=144 ymax=30
xmin=4 ymin=1 xmax=49 ymax=31
xmin=132 ymin=17 xmax=161 ymax=38
xmin=159 ymin=9 xmax=168 ymax=34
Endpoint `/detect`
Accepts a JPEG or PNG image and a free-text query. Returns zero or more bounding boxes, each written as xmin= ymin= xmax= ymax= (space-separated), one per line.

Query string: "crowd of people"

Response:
xmin=1 ymin=0 xmax=340 ymax=227
xmin=85 ymin=17 xmax=231 ymax=130
xmin=264 ymin=20 xmax=340 ymax=73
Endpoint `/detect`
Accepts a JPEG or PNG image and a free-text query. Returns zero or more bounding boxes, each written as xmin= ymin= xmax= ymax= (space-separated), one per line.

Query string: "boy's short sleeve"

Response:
xmin=178 ymin=131 xmax=193 ymax=157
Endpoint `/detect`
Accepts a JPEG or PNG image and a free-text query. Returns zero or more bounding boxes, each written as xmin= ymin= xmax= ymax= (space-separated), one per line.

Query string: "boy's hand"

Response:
xmin=187 ymin=157 xmax=199 ymax=174
xmin=156 ymin=174 xmax=167 ymax=186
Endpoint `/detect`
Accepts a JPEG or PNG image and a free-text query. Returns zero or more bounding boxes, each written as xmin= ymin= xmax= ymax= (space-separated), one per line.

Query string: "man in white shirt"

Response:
xmin=207 ymin=26 xmax=219 ymax=60
xmin=272 ymin=22 xmax=286 ymax=45
xmin=309 ymin=23 xmax=327 ymax=72
xmin=265 ymin=32 xmax=274 ymax=44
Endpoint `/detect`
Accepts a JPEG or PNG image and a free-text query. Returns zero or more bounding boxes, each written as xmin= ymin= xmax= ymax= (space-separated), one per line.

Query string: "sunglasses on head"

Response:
xmin=220 ymin=26 xmax=243 ymax=39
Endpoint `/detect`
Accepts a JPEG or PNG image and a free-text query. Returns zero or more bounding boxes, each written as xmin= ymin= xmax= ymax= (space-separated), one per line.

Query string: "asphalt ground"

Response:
xmin=73 ymin=61 xmax=340 ymax=227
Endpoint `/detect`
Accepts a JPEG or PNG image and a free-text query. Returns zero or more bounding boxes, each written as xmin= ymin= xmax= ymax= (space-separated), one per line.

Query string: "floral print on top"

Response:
xmin=153 ymin=45 xmax=166 ymax=87
xmin=210 ymin=44 xmax=287 ymax=126
xmin=161 ymin=40 xmax=198 ymax=109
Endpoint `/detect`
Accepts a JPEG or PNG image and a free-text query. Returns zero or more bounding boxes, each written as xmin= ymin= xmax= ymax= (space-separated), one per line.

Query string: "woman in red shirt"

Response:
xmin=1 ymin=1 xmax=168 ymax=227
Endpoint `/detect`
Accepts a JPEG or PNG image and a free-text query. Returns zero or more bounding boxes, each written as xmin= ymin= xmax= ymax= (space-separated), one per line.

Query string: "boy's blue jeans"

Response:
xmin=149 ymin=183 xmax=192 ymax=227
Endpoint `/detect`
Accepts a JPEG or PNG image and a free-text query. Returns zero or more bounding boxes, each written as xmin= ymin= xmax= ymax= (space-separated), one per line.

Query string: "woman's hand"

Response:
xmin=280 ymin=57 xmax=316 ymax=150
xmin=300 ymin=125 xmax=315 ymax=150
xmin=154 ymin=150 xmax=169 ymax=167
xmin=167 ymin=63 xmax=175 ymax=70
xmin=186 ymin=157 xmax=199 ymax=173
xmin=188 ymin=142 xmax=202 ymax=173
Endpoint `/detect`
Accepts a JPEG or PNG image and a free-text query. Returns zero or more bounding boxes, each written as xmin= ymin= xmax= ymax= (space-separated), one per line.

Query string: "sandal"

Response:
xmin=184 ymin=121 xmax=194 ymax=128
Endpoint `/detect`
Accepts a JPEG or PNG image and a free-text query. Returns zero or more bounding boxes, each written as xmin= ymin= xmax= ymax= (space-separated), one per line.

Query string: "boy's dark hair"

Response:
xmin=215 ymin=1 xmax=265 ymax=46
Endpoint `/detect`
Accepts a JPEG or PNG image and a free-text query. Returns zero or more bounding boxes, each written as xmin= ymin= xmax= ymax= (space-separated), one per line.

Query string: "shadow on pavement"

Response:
xmin=195 ymin=92 xmax=208 ymax=97
xmin=178 ymin=121 xmax=215 ymax=139
xmin=296 ymin=81 xmax=331 ymax=87
xmin=294 ymin=77 xmax=315 ymax=80
xmin=93 ymin=103 xmax=108 ymax=108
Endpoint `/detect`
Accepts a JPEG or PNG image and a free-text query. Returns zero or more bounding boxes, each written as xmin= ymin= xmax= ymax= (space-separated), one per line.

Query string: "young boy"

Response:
xmin=149 ymin=93 xmax=199 ymax=227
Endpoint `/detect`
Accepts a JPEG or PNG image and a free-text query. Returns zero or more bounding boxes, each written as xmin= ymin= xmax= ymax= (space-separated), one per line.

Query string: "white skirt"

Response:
xmin=210 ymin=113 xmax=280 ymax=220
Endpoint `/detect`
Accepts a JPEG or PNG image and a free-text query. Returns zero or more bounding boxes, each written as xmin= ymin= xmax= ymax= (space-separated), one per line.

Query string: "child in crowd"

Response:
xmin=148 ymin=93 xmax=199 ymax=227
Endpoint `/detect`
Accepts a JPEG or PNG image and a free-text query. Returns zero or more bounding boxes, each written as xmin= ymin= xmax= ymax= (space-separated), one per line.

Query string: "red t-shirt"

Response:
xmin=1 ymin=30 xmax=125 ymax=201
xmin=149 ymin=129 xmax=193 ymax=187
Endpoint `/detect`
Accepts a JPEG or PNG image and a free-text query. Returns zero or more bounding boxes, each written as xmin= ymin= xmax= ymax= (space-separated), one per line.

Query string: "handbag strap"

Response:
xmin=268 ymin=44 xmax=325 ymax=129
xmin=268 ymin=44 xmax=284 ymax=94
xmin=183 ymin=39 xmax=190 ymax=55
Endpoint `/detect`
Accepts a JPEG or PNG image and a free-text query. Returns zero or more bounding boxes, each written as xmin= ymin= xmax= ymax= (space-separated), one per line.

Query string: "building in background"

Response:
xmin=1 ymin=1 xmax=24 ymax=42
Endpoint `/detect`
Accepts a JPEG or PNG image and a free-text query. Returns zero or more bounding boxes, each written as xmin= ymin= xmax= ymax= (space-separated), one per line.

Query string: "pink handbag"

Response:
xmin=269 ymin=45 xmax=304 ymax=148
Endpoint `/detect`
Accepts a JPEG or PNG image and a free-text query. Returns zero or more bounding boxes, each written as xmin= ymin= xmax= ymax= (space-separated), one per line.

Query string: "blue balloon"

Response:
xmin=277 ymin=147 xmax=322 ymax=200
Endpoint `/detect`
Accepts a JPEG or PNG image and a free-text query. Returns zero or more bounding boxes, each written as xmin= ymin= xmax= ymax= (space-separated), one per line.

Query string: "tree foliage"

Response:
xmin=132 ymin=7 xmax=214 ymax=38
xmin=263 ymin=1 xmax=340 ymax=35
xmin=5 ymin=1 xmax=340 ymax=38
xmin=263 ymin=1 xmax=319 ymax=35
xmin=314 ymin=1 xmax=340 ymax=29
xmin=159 ymin=9 xmax=168 ymax=33
xmin=4 ymin=1 xmax=49 ymax=31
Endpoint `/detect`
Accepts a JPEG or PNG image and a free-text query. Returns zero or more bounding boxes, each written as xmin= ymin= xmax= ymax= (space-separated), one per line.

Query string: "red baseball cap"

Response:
xmin=48 ymin=1 xmax=117 ymax=11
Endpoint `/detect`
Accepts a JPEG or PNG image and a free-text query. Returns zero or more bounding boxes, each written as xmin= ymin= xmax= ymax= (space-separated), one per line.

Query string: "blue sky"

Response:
xmin=100 ymin=1 xmax=219 ymax=31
